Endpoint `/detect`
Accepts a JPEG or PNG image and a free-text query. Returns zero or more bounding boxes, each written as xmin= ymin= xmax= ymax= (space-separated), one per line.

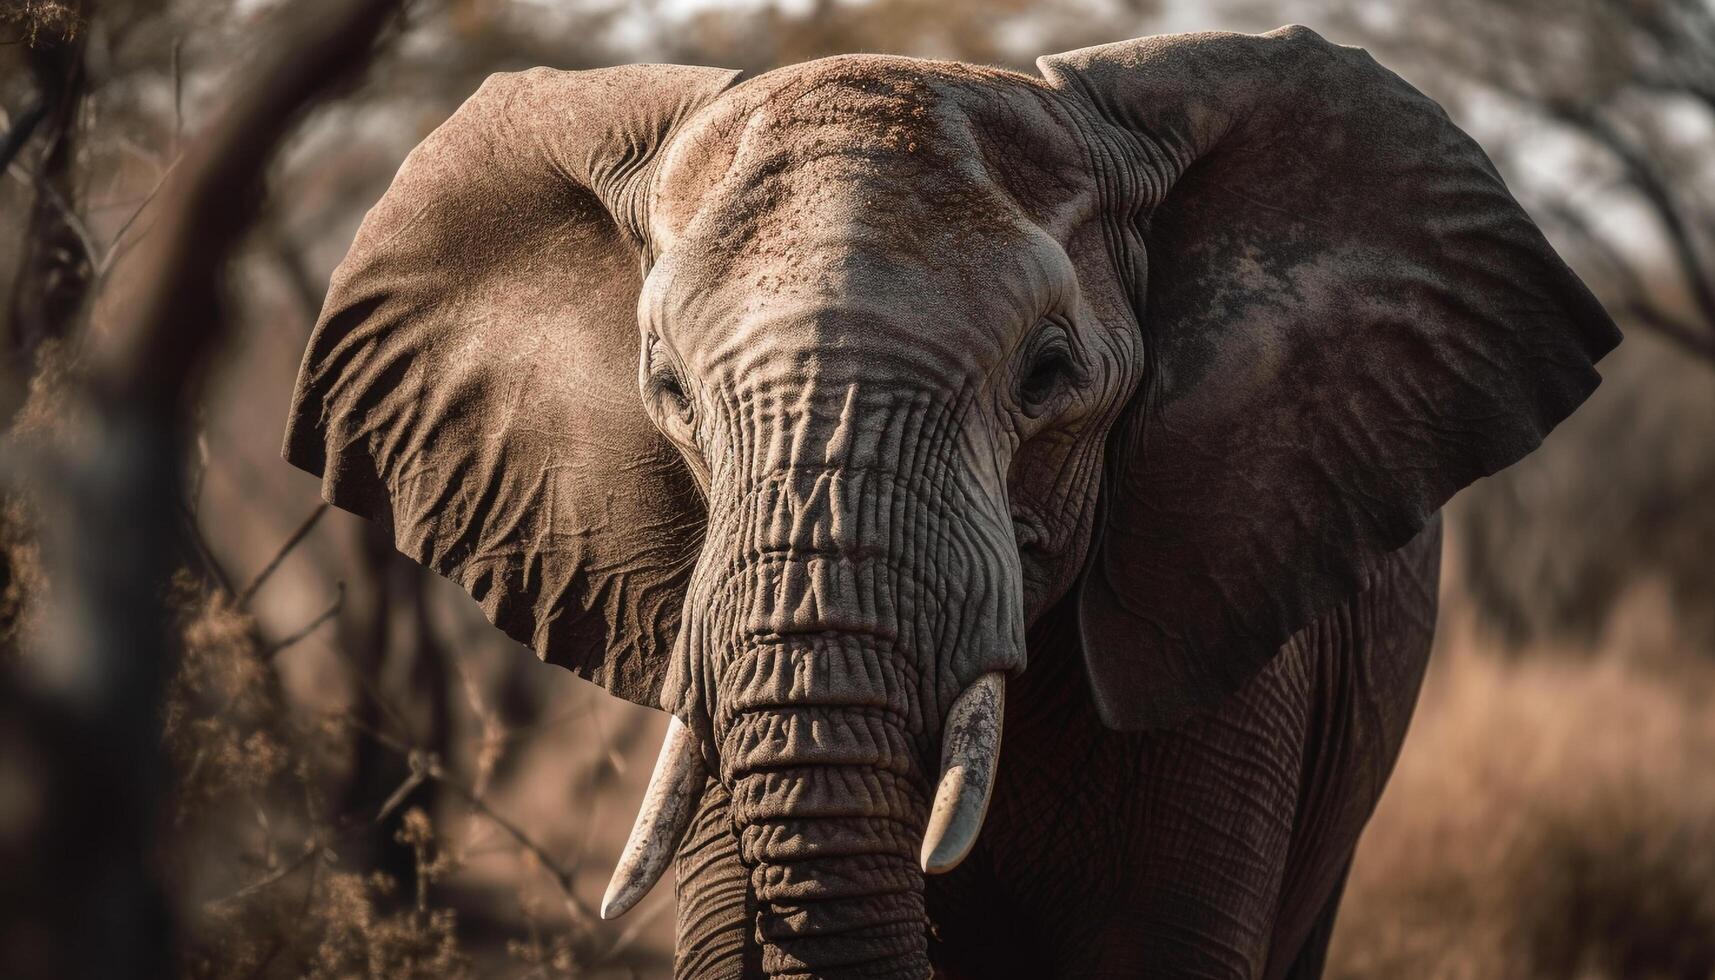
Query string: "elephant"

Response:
xmin=282 ymin=25 xmax=1619 ymax=979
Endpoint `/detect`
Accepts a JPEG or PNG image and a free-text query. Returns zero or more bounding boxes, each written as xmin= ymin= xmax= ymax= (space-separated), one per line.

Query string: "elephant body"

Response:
xmin=675 ymin=519 xmax=1441 ymax=978
xmin=283 ymin=26 xmax=1616 ymax=979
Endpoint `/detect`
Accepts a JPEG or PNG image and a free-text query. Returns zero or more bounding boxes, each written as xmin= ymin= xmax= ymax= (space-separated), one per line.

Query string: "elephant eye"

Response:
xmin=655 ymin=372 xmax=691 ymax=416
xmin=1018 ymin=327 xmax=1077 ymax=417
xmin=645 ymin=336 xmax=695 ymax=429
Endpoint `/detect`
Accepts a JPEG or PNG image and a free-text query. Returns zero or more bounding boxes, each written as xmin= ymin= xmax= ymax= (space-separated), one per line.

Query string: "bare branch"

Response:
xmin=424 ymin=755 xmax=600 ymax=926
xmin=263 ymin=582 xmax=344 ymax=659
xmin=1615 ymin=300 xmax=1715 ymax=363
xmin=1542 ymin=101 xmax=1715 ymax=335
xmin=335 ymin=714 xmax=603 ymax=929
xmin=206 ymin=768 xmax=422 ymax=908
xmin=90 ymin=0 xmax=400 ymax=406
xmin=376 ymin=757 xmax=427 ymax=823
xmin=212 ymin=843 xmax=325 ymax=906
xmin=240 ymin=502 xmax=329 ymax=607
xmin=2 ymin=166 xmax=102 ymax=275
xmin=1539 ymin=199 xmax=1715 ymax=364
xmin=177 ymin=498 xmax=234 ymax=595
xmin=94 ymin=155 xmax=181 ymax=281
xmin=0 ymin=97 xmax=50 ymax=172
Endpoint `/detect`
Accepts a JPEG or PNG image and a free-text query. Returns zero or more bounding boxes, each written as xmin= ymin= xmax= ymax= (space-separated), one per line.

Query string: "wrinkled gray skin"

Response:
xmin=285 ymin=27 xmax=1618 ymax=979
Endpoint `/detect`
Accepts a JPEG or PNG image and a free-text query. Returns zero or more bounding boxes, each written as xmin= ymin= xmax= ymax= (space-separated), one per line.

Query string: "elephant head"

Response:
xmin=284 ymin=28 xmax=1617 ymax=978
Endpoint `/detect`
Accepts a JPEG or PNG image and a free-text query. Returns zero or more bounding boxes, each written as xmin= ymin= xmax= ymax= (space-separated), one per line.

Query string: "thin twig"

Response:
xmin=240 ymin=502 xmax=328 ymax=606
xmin=320 ymin=615 xmax=415 ymax=741
xmin=424 ymin=757 xmax=600 ymax=926
xmin=1619 ymin=299 xmax=1715 ymax=362
xmin=336 ymin=713 xmax=601 ymax=927
xmin=215 ymin=840 xmax=325 ymax=905
xmin=206 ymin=769 xmax=417 ymax=908
xmin=177 ymin=499 xmax=234 ymax=595
xmin=263 ymin=582 xmax=344 ymax=658
xmin=0 ymin=96 xmax=49 ymax=173
xmin=328 ymin=710 xmax=409 ymax=756
xmin=376 ymin=760 xmax=426 ymax=823
xmin=451 ymin=654 xmax=506 ymax=801
xmin=21 ymin=171 xmax=100 ymax=272
xmin=5 ymin=146 xmax=182 ymax=284
xmin=185 ymin=427 xmax=210 ymax=517
xmin=171 ymin=37 xmax=183 ymax=156
xmin=95 ymin=154 xmax=181 ymax=280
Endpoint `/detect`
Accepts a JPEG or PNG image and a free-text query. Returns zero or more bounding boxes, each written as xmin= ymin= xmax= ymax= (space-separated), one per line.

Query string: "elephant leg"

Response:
xmin=1278 ymin=858 xmax=1350 ymax=980
xmin=1262 ymin=519 xmax=1440 ymax=979
xmin=674 ymin=776 xmax=757 ymax=979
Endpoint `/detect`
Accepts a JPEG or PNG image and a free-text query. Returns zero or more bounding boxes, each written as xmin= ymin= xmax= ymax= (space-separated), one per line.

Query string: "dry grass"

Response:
xmin=1330 ymin=598 xmax=1715 ymax=980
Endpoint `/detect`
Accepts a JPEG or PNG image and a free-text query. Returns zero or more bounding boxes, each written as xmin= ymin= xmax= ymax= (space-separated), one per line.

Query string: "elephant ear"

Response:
xmin=283 ymin=65 xmax=742 ymax=706
xmin=1040 ymin=27 xmax=1620 ymax=730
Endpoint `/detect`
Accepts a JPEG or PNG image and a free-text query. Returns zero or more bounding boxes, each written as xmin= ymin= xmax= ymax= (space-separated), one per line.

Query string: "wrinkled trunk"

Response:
xmin=724 ymin=643 xmax=933 ymax=978
xmin=663 ymin=382 xmax=1023 ymax=979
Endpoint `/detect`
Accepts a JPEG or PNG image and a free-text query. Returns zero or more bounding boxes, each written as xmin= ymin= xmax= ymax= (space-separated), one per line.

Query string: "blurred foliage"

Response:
xmin=1454 ymin=332 xmax=1715 ymax=653
xmin=1330 ymin=637 xmax=1715 ymax=980
xmin=657 ymin=0 xmax=1157 ymax=72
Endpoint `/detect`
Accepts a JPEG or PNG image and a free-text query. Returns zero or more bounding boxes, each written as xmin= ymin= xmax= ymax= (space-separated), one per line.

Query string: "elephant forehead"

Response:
xmin=649 ymin=55 xmax=1096 ymax=254
xmin=642 ymin=58 xmax=1090 ymax=373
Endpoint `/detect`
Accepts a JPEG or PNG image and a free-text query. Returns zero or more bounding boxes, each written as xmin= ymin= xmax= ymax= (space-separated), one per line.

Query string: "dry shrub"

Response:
xmin=192 ymin=861 xmax=472 ymax=980
xmin=0 ymin=0 xmax=83 ymax=44
xmin=0 ymin=494 xmax=41 ymax=660
xmin=295 ymin=807 xmax=470 ymax=980
xmin=165 ymin=581 xmax=296 ymax=818
xmin=1329 ymin=612 xmax=1715 ymax=980
xmin=159 ymin=563 xmax=638 ymax=977
xmin=0 ymin=342 xmax=74 ymax=660
xmin=165 ymin=581 xmax=480 ymax=979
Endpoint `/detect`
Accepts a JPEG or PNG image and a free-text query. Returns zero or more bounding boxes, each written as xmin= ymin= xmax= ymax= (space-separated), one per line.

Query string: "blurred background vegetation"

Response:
xmin=0 ymin=0 xmax=1710 ymax=977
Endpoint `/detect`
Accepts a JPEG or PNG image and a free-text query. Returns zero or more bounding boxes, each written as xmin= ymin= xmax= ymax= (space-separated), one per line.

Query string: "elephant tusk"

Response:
xmin=920 ymin=671 xmax=1005 ymax=875
xmin=600 ymin=715 xmax=706 ymax=919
